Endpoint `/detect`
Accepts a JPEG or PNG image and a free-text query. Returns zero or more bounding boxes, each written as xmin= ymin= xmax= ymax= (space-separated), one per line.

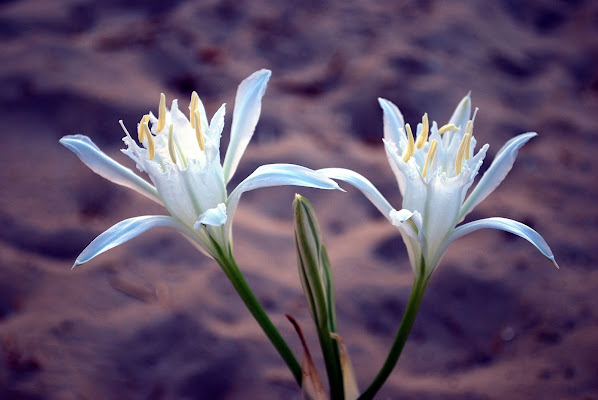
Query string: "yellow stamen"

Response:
xmin=143 ymin=122 xmax=155 ymax=160
xmin=438 ymin=123 xmax=458 ymax=135
xmin=464 ymin=131 xmax=472 ymax=160
xmin=415 ymin=113 xmax=429 ymax=149
xmin=193 ymin=109 xmax=205 ymax=151
xmin=138 ymin=114 xmax=150 ymax=142
xmin=422 ymin=139 xmax=438 ymax=178
xmin=464 ymin=120 xmax=474 ymax=160
xmin=157 ymin=93 xmax=166 ymax=132
xmin=168 ymin=124 xmax=176 ymax=164
xmin=189 ymin=91 xmax=199 ymax=126
xmin=455 ymin=131 xmax=471 ymax=174
xmin=465 ymin=120 xmax=473 ymax=135
xmin=402 ymin=123 xmax=415 ymax=162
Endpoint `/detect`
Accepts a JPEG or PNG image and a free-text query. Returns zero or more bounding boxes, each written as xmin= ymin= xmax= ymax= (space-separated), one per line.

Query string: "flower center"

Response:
xmin=134 ymin=92 xmax=207 ymax=165
xmin=402 ymin=108 xmax=480 ymax=177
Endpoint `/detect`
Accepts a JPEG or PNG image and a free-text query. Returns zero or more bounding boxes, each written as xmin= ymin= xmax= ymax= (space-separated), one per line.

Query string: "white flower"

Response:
xmin=320 ymin=94 xmax=557 ymax=278
xmin=61 ymin=70 xmax=341 ymax=265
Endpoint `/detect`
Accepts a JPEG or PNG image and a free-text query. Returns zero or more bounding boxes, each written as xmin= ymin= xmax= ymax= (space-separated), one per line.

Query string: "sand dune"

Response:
xmin=1 ymin=1 xmax=596 ymax=399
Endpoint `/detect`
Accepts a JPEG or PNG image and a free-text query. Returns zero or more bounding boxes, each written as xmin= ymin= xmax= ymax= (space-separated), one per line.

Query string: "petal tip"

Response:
xmin=551 ymin=258 xmax=560 ymax=269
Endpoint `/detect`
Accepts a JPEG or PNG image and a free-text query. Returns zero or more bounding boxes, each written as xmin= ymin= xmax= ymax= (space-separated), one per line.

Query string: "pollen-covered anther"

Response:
xmin=455 ymin=130 xmax=471 ymax=174
xmin=422 ymin=139 xmax=438 ymax=178
xmin=193 ymin=109 xmax=205 ymax=151
xmin=168 ymin=124 xmax=176 ymax=164
xmin=402 ymin=123 xmax=415 ymax=162
xmin=437 ymin=123 xmax=458 ymax=135
xmin=189 ymin=91 xmax=199 ymax=126
xmin=465 ymin=120 xmax=473 ymax=135
xmin=157 ymin=93 xmax=166 ymax=132
xmin=138 ymin=114 xmax=150 ymax=142
xmin=143 ymin=122 xmax=155 ymax=160
xmin=415 ymin=113 xmax=429 ymax=149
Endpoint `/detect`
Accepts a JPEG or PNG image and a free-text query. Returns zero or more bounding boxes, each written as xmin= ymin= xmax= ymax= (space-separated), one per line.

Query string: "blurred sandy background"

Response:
xmin=1 ymin=0 xmax=597 ymax=399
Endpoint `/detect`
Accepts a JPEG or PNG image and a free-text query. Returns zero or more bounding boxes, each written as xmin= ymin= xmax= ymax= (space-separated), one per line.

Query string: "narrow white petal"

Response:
xmin=60 ymin=135 xmax=161 ymax=203
xmin=225 ymin=164 xmax=341 ymax=244
xmin=459 ymin=132 xmax=537 ymax=221
xmin=378 ymin=98 xmax=405 ymax=147
xmin=319 ymin=168 xmax=393 ymax=221
xmin=447 ymin=93 xmax=471 ymax=131
xmin=442 ymin=217 xmax=558 ymax=268
xmin=222 ymin=69 xmax=271 ymax=183
xmin=194 ymin=203 xmax=227 ymax=228
xmin=73 ymin=215 xmax=185 ymax=267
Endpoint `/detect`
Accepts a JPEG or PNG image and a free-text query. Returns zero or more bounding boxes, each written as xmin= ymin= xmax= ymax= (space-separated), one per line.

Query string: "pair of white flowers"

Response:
xmin=61 ymin=69 xmax=557 ymax=276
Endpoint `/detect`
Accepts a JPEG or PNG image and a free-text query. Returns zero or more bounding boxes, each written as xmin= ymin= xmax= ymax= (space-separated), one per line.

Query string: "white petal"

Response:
xmin=225 ymin=164 xmax=341 ymax=244
xmin=207 ymin=104 xmax=226 ymax=148
xmin=441 ymin=217 xmax=558 ymax=268
xmin=447 ymin=93 xmax=471 ymax=131
xmin=73 ymin=215 xmax=186 ymax=267
xmin=382 ymin=139 xmax=408 ymax=196
xmin=389 ymin=209 xmax=419 ymax=239
xmin=459 ymin=132 xmax=537 ymax=221
xmin=194 ymin=203 xmax=227 ymax=228
xmin=222 ymin=69 xmax=271 ymax=183
xmin=389 ymin=209 xmax=424 ymax=275
xmin=319 ymin=168 xmax=393 ymax=222
xmin=378 ymin=98 xmax=405 ymax=147
xmin=60 ymin=135 xmax=161 ymax=204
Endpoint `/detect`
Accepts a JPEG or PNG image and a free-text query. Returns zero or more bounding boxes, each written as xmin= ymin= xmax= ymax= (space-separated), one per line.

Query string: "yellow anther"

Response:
xmin=455 ymin=131 xmax=471 ymax=174
xmin=168 ymin=124 xmax=176 ymax=164
xmin=463 ymin=119 xmax=474 ymax=160
xmin=465 ymin=120 xmax=473 ymax=135
xmin=138 ymin=114 xmax=150 ymax=142
xmin=143 ymin=122 xmax=155 ymax=160
xmin=415 ymin=113 xmax=429 ymax=149
xmin=189 ymin=91 xmax=199 ymax=126
xmin=157 ymin=93 xmax=166 ymax=132
xmin=438 ymin=123 xmax=458 ymax=135
xmin=193 ymin=109 xmax=205 ymax=151
xmin=464 ymin=132 xmax=472 ymax=160
xmin=422 ymin=139 xmax=438 ymax=178
xmin=402 ymin=123 xmax=415 ymax=162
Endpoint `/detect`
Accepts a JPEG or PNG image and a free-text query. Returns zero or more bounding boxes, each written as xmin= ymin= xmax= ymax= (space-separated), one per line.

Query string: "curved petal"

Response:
xmin=378 ymin=98 xmax=405 ymax=147
xmin=459 ymin=132 xmax=537 ymax=221
xmin=225 ymin=164 xmax=341 ymax=244
xmin=222 ymin=69 xmax=271 ymax=183
xmin=194 ymin=203 xmax=227 ymax=228
xmin=60 ymin=135 xmax=161 ymax=204
xmin=72 ymin=215 xmax=187 ymax=268
xmin=318 ymin=168 xmax=393 ymax=222
xmin=389 ymin=209 xmax=425 ymax=275
xmin=441 ymin=217 xmax=558 ymax=268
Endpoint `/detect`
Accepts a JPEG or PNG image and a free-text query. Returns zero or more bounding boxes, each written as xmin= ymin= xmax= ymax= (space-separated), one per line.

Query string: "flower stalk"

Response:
xmin=358 ymin=259 xmax=429 ymax=400
xmin=210 ymin=241 xmax=302 ymax=384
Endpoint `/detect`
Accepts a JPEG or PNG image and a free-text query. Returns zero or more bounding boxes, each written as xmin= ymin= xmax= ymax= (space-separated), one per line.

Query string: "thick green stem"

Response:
xmin=215 ymin=249 xmax=302 ymax=385
xmin=358 ymin=274 xmax=428 ymax=400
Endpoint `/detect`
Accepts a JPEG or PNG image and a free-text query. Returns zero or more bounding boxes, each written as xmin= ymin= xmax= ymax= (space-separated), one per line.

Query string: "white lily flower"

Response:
xmin=61 ymin=69 xmax=341 ymax=266
xmin=321 ymin=94 xmax=557 ymax=278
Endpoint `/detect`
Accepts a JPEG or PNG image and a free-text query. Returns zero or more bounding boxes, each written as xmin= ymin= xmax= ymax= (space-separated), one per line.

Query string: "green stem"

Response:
xmin=358 ymin=273 xmax=428 ymax=400
xmin=214 ymin=248 xmax=302 ymax=385
xmin=317 ymin=325 xmax=344 ymax=400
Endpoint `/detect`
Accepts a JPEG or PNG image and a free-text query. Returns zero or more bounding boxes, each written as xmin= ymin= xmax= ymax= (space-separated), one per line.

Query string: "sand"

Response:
xmin=0 ymin=0 xmax=597 ymax=399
